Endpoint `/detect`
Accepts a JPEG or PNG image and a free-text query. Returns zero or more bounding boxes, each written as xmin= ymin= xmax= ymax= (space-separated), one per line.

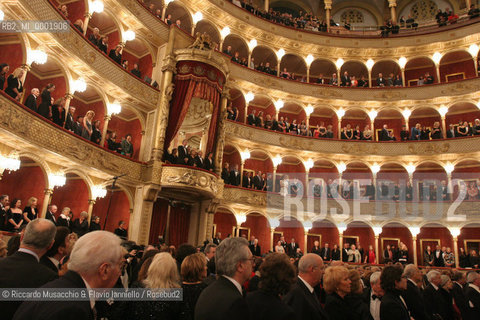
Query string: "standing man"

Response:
xmin=0 ymin=194 xmax=9 ymax=230
xmin=402 ymin=264 xmax=428 ymax=320
xmin=363 ymin=271 xmax=384 ymax=320
xmin=24 ymin=88 xmax=40 ymax=112
xmin=320 ymin=243 xmax=331 ymax=261
xmin=45 ymin=204 xmax=58 ymax=226
xmin=288 ymin=238 xmax=299 ymax=257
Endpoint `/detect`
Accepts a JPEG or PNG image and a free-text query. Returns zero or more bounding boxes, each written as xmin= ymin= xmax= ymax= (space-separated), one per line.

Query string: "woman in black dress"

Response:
xmin=89 ymin=216 xmax=101 ymax=232
xmin=7 ymin=198 xmax=24 ymax=232
xmin=0 ymin=63 xmax=9 ymax=90
xmin=22 ymin=196 xmax=38 ymax=224
xmin=324 ymin=266 xmax=356 ymax=320
xmin=5 ymin=67 xmax=24 ymax=101
xmin=37 ymin=83 xmax=55 ymax=119
xmin=52 ymin=97 xmax=66 ymax=126
xmin=379 ymin=266 xmax=410 ymax=320
xmin=430 ymin=121 xmax=442 ymax=139
xmin=71 ymin=211 xmax=89 ymax=237
xmin=180 ymin=253 xmax=208 ymax=320
xmin=109 ymin=44 xmax=123 ymax=65
xmin=90 ymin=120 xmax=102 ymax=144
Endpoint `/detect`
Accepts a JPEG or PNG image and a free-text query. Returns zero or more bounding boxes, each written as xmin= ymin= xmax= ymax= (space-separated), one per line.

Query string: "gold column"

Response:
xmin=304 ymin=231 xmax=308 ymax=253
xmin=100 ymin=114 xmax=112 ymax=147
xmin=441 ymin=115 xmax=447 ymax=138
xmin=371 ymin=121 xmax=375 ymax=141
xmin=339 ymin=233 xmax=344 ymax=261
xmin=307 ymin=66 xmax=310 ymax=83
xmin=337 ymin=117 xmax=342 ymax=139
xmin=240 ymin=160 xmax=245 ymax=187
xmin=272 ymin=167 xmax=277 ymax=192
xmin=161 ymin=6 xmax=167 ymax=21
xmin=401 ymin=68 xmax=406 ymax=87
xmin=18 ymin=64 xmax=31 ymax=103
xmin=213 ymin=86 xmax=230 ymax=175
xmin=368 ymin=70 xmax=372 ymax=88
xmin=87 ymin=199 xmax=96 ymax=225
xmin=151 ymin=27 xmax=177 ymax=161
xmin=165 ymin=203 xmax=172 ymax=245
xmin=466 ymin=0 xmax=472 ymax=12
xmin=63 ymin=93 xmax=74 ymax=128
xmin=270 ymin=227 xmax=275 ymax=251
xmin=264 ymin=0 xmax=269 ymax=12
xmin=205 ymin=211 xmax=215 ymax=241
xmin=375 ymin=235 xmax=379 ymax=264
xmin=325 ymin=0 xmax=332 ymax=32
xmin=388 ymin=0 xmax=397 ymax=24
xmin=83 ymin=13 xmax=92 ymax=36
xmin=404 ymin=116 xmax=410 ymax=132
xmin=453 ymin=236 xmax=459 ymax=268
xmin=40 ymin=188 xmax=53 ymax=218
xmin=435 ymin=64 xmax=441 ymax=83
xmin=412 ymin=236 xmax=418 ymax=266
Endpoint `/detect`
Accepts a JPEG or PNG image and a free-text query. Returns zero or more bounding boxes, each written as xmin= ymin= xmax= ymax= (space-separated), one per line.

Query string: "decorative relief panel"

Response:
xmin=160 ymin=165 xmax=223 ymax=198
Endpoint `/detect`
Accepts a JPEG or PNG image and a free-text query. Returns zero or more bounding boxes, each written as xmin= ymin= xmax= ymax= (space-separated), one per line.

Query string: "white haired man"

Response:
xmin=402 ymin=264 xmax=428 ymax=320
xmin=195 ymin=237 xmax=252 ymax=320
xmin=423 ymin=270 xmax=448 ymax=320
xmin=24 ymin=88 xmax=40 ymax=112
xmin=465 ymin=271 xmax=480 ymax=319
xmin=363 ymin=271 xmax=383 ymax=320
xmin=14 ymin=231 xmax=124 ymax=319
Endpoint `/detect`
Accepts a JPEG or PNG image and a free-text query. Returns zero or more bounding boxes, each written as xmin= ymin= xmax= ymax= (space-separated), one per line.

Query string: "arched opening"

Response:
xmin=278 ymin=102 xmax=306 ymax=133
xmin=276 ymin=216 xmax=305 ymax=254
xmin=143 ymin=0 xmax=164 ymax=18
xmin=194 ymin=20 xmax=221 ymax=48
xmin=371 ymin=60 xmax=402 ymax=86
xmin=377 ymin=163 xmax=409 ymax=200
xmin=246 ymin=95 xmax=275 ymax=126
xmin=228 ymin=88 xmax=245 ymax=122
xmin=276 ymin=156 xmax=306 ymax=195
xmin=445 ymin=102 xmax=480 ymax=135
xmin=251 ymin=46 xmax=278 ymax=75
xmin=0 ymin=34 xmax=25 ymax=71
xmin=309 ymin=219 xmax=339 ymax=255
xmin=404 ymin=57 xmax=436 ymax=86
xmin=222 ymin=144 xmax=241 ymax=186
xmin=409 ymin=106 xmax=441 ymax=140
xmin=344 ymin=221 xmax=374 ymax=262
xmin=439 ymin=50 xmax=476 ymax=83
xmin=222 ymin=34 xmax=248 ymax=63
xmin=379 ymin=222 xmax=412 ymax=264
xmin=165 ymin=2 xmax=192 ymax=32
xmin=241 ymin=212 xmax=270 ymax=255
xmin=50 ymin=172 xmax=90 ymax=221
xmin=0 ymin=156 xmax=47 ymax=219
xmin=52 ymin=0 xmax=87 ymax=24
xmin=374 ymin=108 xmax=404 ymax=140
xmin=342 ymin=162 xmax=373 ymax=200
xmin=412 ymin=162 xmax=447 ymax=201
xmin=452 ymin=159 xmax=480 ymax=201
xmin=87 ymin=10 xmax=121 ymax=52
xmin=279 ymin=54 xmax=307 ymax=81
xmin=149 ymin=198 xmax=191 ymax=246
xmin=123 ymin=37 xmax=154 ymax=80
xmin=309 ymin=106 xmax=337 ymax=138
xmin=213 ymin=209 xmax=237 ymax=240
xmin=91 ymin=186 xmax=132 ymax=232
xmin=309 ymin=59 xmax=337 ymax=84
xmin=418 ymin=223 xmax=453 ymax=266
xmin=243 ymin=150 xmax=273 ymax=190
xmin=341 ymin=108 xmax=369 ymax=140
xmin=340 ymin=61 xmax=368 ymax=86
xmin=308 ymin=160 xmax=339 ymax=197
xmin=458 ymin=223 xmax=480 ymax=267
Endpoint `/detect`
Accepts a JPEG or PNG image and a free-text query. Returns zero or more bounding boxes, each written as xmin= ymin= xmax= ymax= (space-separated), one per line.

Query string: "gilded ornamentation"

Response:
xmin=194 ymin=65 xmax=206 ymax=76
xmin=161 ymin=166 xmax=221 ymax=196
xmin=179 ymin=64 xmax=192 ymax=74
xmin=407 ymin=143 xmax=450 ymax=155
xmin=189 ymin=32 xmax=216 ymax=51
xmin=164 ymin=83 xmax=175 ymax=102
xmin=341 ymin=144 xmax=378 ymax=155
xmin=175 ymin=49 xmax=229 ymax=78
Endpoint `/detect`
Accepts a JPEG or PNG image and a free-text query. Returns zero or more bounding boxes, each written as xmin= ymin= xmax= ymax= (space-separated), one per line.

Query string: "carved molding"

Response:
xmin=175 ymin=49 xmax=230 ymax=79
xmin=160 ymin=165 xmax=224 ymax=198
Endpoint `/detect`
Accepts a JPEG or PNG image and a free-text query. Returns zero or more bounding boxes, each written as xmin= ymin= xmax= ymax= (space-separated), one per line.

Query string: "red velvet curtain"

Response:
xmin=148 ymin=199 xmax=191 ymax=246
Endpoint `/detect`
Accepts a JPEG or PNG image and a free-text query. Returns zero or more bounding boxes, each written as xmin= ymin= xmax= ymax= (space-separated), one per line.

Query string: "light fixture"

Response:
xmin=304 ymin=158 xmax=314 ymax=171
xmin=449 ymin=227 xmax=461 ymax=238
xmin=27 ymin=49 xmax=48 ymax=65
xmin=92 ymin=186 xmax=107 ymax=199
xmin=406 ymin=164 xmax=416 ymax=174
xmin=245 ymin=91 xmax=254 ymax=104
xmin=303 ymin=220 xmax=313 ymax=232
xmin=235 ymin=214 xmax=247 ymax=225
xmin=336 ymin=108 xmax=345 ymax=118
xmin=164 ymin=0 xmax=175 ymax=5
xmin=335 ymin=58 xmax=344 ymax=68
xmin=248 ymin=39 xmax=257 ymax=49
xmin=48 ymin=173 xmax=66 ymax=188
xmin=193 ymin=11 xmax=203 ymax=24
xmin=409 ymin=227 xmax=420 ymax=237
xmin=371 ymin=163 xmax=381 ymax=175
xmin=305 ymin=104 xmax=314 ymax=116
xmin=276 ymin=48 xmax=285 ymax=59
xmin=373 ymin=226 xmax=382 ymax=236
xmin=72 ymin=78 xmax=87 ymax=93
xmin=272 ymin=155 xmax=282 ymax=167
xmin=268 ymin=218 xmax=280 ymax=229
xmin=0 ymin=154 xmax=21 ymax=172
xmin=90 ymin=0 xmax=104 ymax=14
xmin=220 ymin=26 xmax=230 ymax=38
xmin=274 ymin=99 xmax=284 ymax=111
xmin=123 ymin=30 xmax=136 ymax=42
xmin=402 ymin=109 xmax=411 ymax=119
xmin=240 ymin=149 xmax=250 ymax=161
xmin=368 ymin=110 xmax=378 ymax=120
xmin=366 ymin=59 xmax=374 ymax=70
xmin=432 ymin=52 xmax=442 ymax=64
xmin=107 ymin=103 xmax=122 ymax=115
xmin=468 ymin=44 xmax=479 ymax=57
xmin=337 ymin=224 xmax=347 ymax=234
xmin=398 ymin=57 xmax=407 ymax=69
xmin=337 ymin=162 xmax=346 ymax=173
xmin=444 ymin=163 xmax=455 ymax=174
xmin=305 ymin=54 xmax=314 ymax=65
xmin=438 ymin=105 xmax=449 ymax=117
xmin=0 ymin=9 xmax=4 ymax=21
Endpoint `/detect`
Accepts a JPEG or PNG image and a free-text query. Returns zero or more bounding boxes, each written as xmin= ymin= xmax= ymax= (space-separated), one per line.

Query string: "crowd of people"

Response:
xmin=1 ymin=222 xmax=480 ymax=320
xmin=164 ymin=140 xmax=215 ymax=171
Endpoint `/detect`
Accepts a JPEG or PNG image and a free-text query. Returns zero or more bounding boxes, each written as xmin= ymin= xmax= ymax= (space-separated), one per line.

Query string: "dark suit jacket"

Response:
xmin=194 ymin=156 xmax=204 ymax=168
xmin=284 ymin=278 xmax=329 ymax=320
xmin=331 ymin=249 xmax=340 ymax=260
xmin=246 ymin=289 xmax=295 ymax=320
xmin=229 ymin=170 xmax=241 ymax=186
xmin=178 ymin=145 xmax=188 ymax=162
xmin=39 ymin=255 xmax=59 ymax=274
xmin=380 ymin=290 xmax=410 ymax=320
xmin=465 ymin=285 xmax=480 ymax=320
xmin=402 ymin=279 xmax=428 ymax=320
xmin=340 ymin=75 xmax=351 ymax=86
xmin=0 ymin=251 xmax=57 ymax=319
xmin=433 ymin=250 xmax=444 ymax=267
xmin=320 ymin=247 xmax=331 ymax=260
xmin=25 ymin=94 xmax=38 ymax=112
xmin=65 ymin=112 xmax=75 ymax=132
xmin=221 ymin=168 xmax=230 ymax=182
xmin=287 ymin=242 xmax=299 ymax=257
xmin=249 ymin=244 xmax=261 ymax=257
xmin=325 ymin=292 xmax=363 ymax=320
xmin=311 ymin=246 xmax=321 ymax=256
xmin=342 ymin=248 xmax=349 ymax=262
xmin=45 ymin=211 xmax=57 ymax=225
xmin=13 ymin=270 xmax=94 ymax=320
xmin=452 ymin=282 xmax=468 ymax=319
xmin=423 ymin=283 xmax=448 ymax=320
xmin=37 ymin=89 xmax=52 ymax=119
xmin=195 ymin=275 xmax=249 ymax=320
xmin=379 ymin=128 xmax=393 ymax=141
xmin=204 ymin=158 xmax=214 ymax=171
xmin=247 ymin=114 xmax=256 ymax=126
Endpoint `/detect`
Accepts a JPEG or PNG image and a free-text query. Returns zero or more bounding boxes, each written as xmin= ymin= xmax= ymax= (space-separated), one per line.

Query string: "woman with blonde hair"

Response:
xmin=5 ymin=67 xmax=24 ymax=101
xmin=22 ymin=197 xmax=38 ymax=223
xmin=128 ymin=252 xmax=181 ymax=319
xmin=181 ymin=253 xmax=208 ymax=320
xmin=324 ymin=266 xmax=355 ymax=320
xmin=82 ymin=110 xmax=95 ymax=140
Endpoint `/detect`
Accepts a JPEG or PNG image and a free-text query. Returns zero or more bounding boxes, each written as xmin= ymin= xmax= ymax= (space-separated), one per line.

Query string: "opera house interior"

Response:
xmin=1 ymin=0 xmax=480 ymax=318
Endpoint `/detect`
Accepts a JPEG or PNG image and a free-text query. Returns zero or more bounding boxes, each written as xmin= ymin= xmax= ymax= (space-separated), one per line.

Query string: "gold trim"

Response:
xmin=420 ymin=238 xmax=441 ymax=265
xmin=233 ymin=226 xmax=250 ymax=239
xmin=381 ymin=237 xmax=400 ymax=262
xmin=463 ymin=239 xmax=480 ymax=253
xmin=343 ymin=235 xmax=359 ymax=245
xmin=446 ymin=72 xmax=465 ymax=82
xmin=307 ymin=233 xmax=322 ymax=252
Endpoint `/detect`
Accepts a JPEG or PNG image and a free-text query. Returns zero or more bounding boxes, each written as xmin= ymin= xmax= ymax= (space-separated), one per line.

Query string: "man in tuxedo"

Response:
xmin=340 ymin=71 xmax=351 ymax=86
xmin=379 ymin=124 xmax=396 ymax=141
xmin=284 ymin=254 xmax=329 ymax=320
xmin=247 ymin=110 xmax=257 ymax=126
xmin=177 ymin=140 xmax=188 ymax=164
xmin=440 ymin=180 xmax=450 ymax=200
xmin=319 ymin=243 xmax=331 ymax=261
xmin=249 ymin=238 xmax=261 ymax=257
xmin=311 ymin=240 xmax=321 ymax=255
xmin=424 ymin=270 xmax=448 ymax=320
xmin=195 ymin=237 xmax=252 ymax=320
xmin=342 ymin=243 xmax=350 ymax=262
xmin=74 ymin=115 xmax=83 ymax=136
xmin=242 ymin=171 xmax=252 ymax=188
xmin=363 ymin=271 xmax=383 ymax=320
xmin=0 ymin=194 xmax=9 ymax=231
xmin=221 ymin=162 xmax=230 ymax=183
xmin=433 ymin=245 xmax=444 ymax=267
xmin=24 ymin=88 xmax=40 ymax=112
xmin=383 ymin=244 xmax=393 ymax=262
xmin=229 ymin=164 xmax=241 ymax=186
xmin=331 ymin=244 xmax=341 ymax=261
xmin=330 ymin=73 xmax=338 ymax=85
xmin=114 ymin=220 xmax=128 ymax=239
xmin=400 ymin=125 xmax=409 ymax=141
xmin=288 ymin=238 xmax=299 ymax=257
xmin=410 ymin=123 xmax=421 ymax=140
xmin=45 ymin=204 xmax=58 ymax=226
xmin=253 ymin=171 xmax=262 ymax=190
xmin=377 ymin=73 xmax=386 ymax=87
xmin=64 ymin=106 xmax=76 ymax=132
xmin=451 ymin=271 xmax=468 ymax=320
xmin=316 ymin=73 xmax=325 ymax=84
xmin=402 ymin=264 xmax=428 ymax=320
xmin=213 ymin=232 xmax=222 ymax=245
xmin=0 ymin=219 xmax=57 ymax=319
xmin=14 ymin=231 xmax=124 ymax=320
xmin=40 ymin=226 xmax=72 ymax=273
xmin=279 ymin=236 xmax=288 ymax=253
xmin=194 ymin=150 xmax=205 ymax=169
xmin=204 ymin=243 xmax=217 ymax=276
xmin=223 ymin=45 xmax=233 ymax=57
xmin=131 ymin=63 xmax=142 ymax=78
xmin=465 ymin=271 xmax=480 ymax=319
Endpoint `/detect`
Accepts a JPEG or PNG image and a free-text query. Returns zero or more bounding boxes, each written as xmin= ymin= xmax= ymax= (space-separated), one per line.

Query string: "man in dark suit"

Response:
xmin=24 ymin=88 xmax=39 ymax=112
xmin=13 ymin=231 xmax=124 ymax=320
xmin=377 ymin=73 xmax=386 ymax=87
xmin=380 ymin=266 xmax=410 ymax=320
xmin=400 ymin=125 xmax=409 ymax=141
xmin=0 ymin=194 xmax=9 ymax=231
xmin=253 ymin=171 xmax=262 ymax=190
xmin=65 ymin=106 xmax=76 ymax=132
xmin=114 ymin=220 xmax=128 ymax=239
xmin=177 ymin=140 xmax=188 ymax=164
xmin=363 ymin=271 xmax=383 ymax=320
xmin=131 ymin=63 xmax=142 ymax=78
xmin=340 ymin=71 xmax=351 ymax=86
xmin=319 ymin=243 xmax=331 ymax=261
xmin=45 ymin=204 xmax=58 ymax=226
xmin=242 ymin=171 xmax=252 ymax=188
xmin=379 ymin=124 xmax=396 ymax=141
xmin=204 ymin=243 xmax=217 ymax=276
xmin=279 ymin=236 xmax=288 ymax=253
xmin=247 ymin=110 xmax=257 ymax=126
xmin=402 ymin=264 xmax=428 ymax=320
xmin=331 ymin=244 xmax=340 ymax=260
xmin=221 ymin=162 xmax=230 ymax=183
xmin=212 ymin=232 xmax=222 ymax=245
xmin=446 ymin=124 xmax=455 ymax=138
xmin=0 ymin=219 xmax=57 ymax=319
xmin=424 ymin=270 xmax=449 ymax=320
xmin=311 ymin=240 xmax=321 ymax=256
xmin=433 ymin=245 xmax=444 ymax=267
xmin=40 ymin=226 xmax=72 ymax=273
xmin=249 ymin=238 xmax=261 ymax=257
xmin=451 ymin=271 xmax=468 ymax=320
xmin=465 ymin=271 xmax=480 ymax=319
xmin=342 ymin=243 xmax=350 ymax=262
xmin=74 ymin=115 xmax=84 ymax=136
xmin=229 ymin=164 xmax=241 ymax=186
xmin=288 ymin=238 xmax=299 ymax=257
xmin=195 ymin=237 xmax=252 ymax=320
xmin=194 ymin=150 xmax=205 ymax=169
xmin=284 ymin=254 xmax=329 ymax=320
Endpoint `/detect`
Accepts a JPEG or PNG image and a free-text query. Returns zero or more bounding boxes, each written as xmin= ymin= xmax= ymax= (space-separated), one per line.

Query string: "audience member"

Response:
xmin=22 ymin=196 xmax=38 ymax=224
xmin=5 ymin=67 xmax=25 ymax=101
xmin=379 ymin=265 xmax=409 ymax=320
